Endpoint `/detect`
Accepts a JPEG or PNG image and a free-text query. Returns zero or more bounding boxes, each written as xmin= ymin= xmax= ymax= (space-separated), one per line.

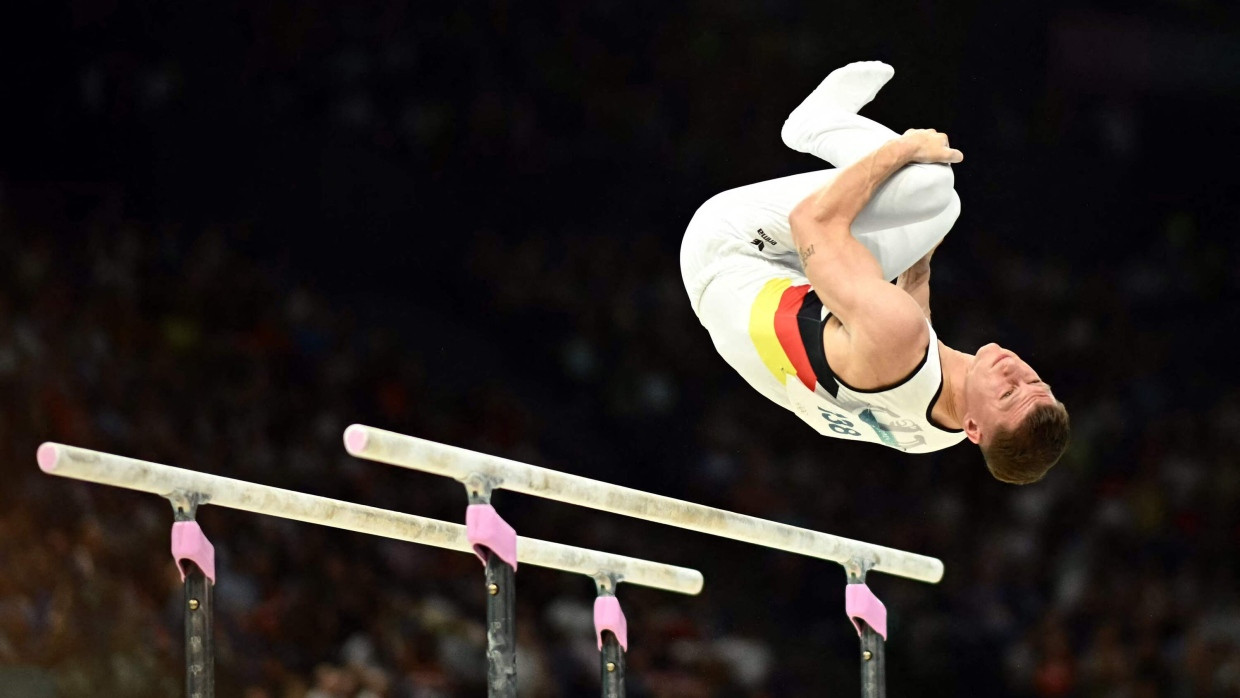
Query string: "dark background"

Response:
xmin=1 ymin=1 xmax=1239 ymax=696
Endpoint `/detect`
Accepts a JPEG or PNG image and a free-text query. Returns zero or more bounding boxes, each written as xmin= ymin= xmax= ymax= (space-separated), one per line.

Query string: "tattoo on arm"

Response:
xmin=798 ymin=244 xmax=816 ymax=266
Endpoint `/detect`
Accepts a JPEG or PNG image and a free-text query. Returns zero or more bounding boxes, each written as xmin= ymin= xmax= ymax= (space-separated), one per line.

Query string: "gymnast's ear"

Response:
xmin=963 ymin=417 xmax=982 ymax=445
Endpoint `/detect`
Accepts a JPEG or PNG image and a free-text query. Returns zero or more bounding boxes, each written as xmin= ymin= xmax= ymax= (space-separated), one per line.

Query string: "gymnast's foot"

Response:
xmin=781 ymin=61 xmax=895 ymax=157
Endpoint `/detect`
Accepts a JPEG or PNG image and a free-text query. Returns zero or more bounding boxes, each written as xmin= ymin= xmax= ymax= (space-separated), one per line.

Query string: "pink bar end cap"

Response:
xmin=846 ymin=583 xmax=888 ymax=640
xmin=172 ymin=521 xmax=217 ymax=584
xmin=594 ymin=595 xmax=629 ymax=651
xmin=37 ymin=443 xmax=60 ymax=473
xmin=465 ymin=504 xmax=518 ymax=570
xmin=343 ymin=425 xmax=369 ymax=454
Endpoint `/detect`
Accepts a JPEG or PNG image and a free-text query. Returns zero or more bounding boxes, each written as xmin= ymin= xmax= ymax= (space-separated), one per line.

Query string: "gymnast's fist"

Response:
xmin=900 ymin=128 xmax=963 ymax=164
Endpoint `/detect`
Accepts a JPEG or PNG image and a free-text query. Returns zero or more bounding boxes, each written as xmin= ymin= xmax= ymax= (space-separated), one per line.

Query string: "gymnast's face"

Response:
xmin=962 ymin=343 xmax=1057 ymax=445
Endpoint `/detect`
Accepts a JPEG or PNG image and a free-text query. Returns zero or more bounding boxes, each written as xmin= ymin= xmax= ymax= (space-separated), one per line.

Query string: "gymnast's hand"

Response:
xmin=900 ymin=129 xmax=963 ymax=164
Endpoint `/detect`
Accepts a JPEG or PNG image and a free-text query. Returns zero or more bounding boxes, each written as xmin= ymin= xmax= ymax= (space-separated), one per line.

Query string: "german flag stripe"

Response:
xmin=748 ymin=278 xmax=794 ymax=382
xmin=748 ymin=278 xmax=818 ymax=391
xmin=796 ymin=291 xmax=839 ymax=398
xmin=774 ymin=285 xmax=817 ymax=391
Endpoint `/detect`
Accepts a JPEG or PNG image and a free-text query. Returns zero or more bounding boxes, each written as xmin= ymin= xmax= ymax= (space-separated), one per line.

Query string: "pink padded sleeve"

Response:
xmin=465 ymin=504 xmax=519 ymax=570
xmin=845 ymin=583 xmax=887 ymax=640
xmin=594 ymin=595 xmax=629 ymax=651
xmin=171 ymin=521 xmax=216 ymax=584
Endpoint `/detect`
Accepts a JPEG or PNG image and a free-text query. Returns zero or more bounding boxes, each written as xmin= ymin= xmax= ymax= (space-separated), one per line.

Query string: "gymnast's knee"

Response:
xmin=895 ymin=163 xmax=955 ymax=219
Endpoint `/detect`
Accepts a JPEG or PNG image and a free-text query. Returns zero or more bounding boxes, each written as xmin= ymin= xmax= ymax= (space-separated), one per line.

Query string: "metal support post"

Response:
xmin=465 ymin=476 xmax=518 ymax=698
xmin=594 ymin=574 xmax=628 ymax=698
xmin=484 ymin=552 xmax=516 ymax=696
xmin=169 ymin=491 xmax=216 ymax=698
xmin=858 ymin=618 xmax=885 ymax=698
xmin=600 ymin=631 xmax=625 ymax=697
xmin=183 ymin=561 xmax=214 ymax=698
xmin=845 ymin=560 xmax=888 ymax=698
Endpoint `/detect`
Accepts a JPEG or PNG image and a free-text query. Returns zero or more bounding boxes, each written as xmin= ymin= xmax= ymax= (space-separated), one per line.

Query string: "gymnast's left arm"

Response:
xmin=897 ymin=244 xmax=938 ymax=320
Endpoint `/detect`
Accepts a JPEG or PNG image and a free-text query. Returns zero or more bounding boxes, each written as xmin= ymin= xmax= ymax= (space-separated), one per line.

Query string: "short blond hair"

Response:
xmin=981 ymin=402 xmax=1070 ymax=484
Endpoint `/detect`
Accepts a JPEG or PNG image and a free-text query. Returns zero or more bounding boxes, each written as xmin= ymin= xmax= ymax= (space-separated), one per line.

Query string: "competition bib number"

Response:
xmin=779 ymin=352 xmax=964 ymax=453
xmin=818 ymin=409 xmax=862 ymax=437
xmin=784 ymin=374 xmax=871 ymax=442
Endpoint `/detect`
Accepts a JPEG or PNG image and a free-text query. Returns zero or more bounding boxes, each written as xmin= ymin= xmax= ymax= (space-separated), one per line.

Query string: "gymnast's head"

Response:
xmin=961 ymin=342 xmax=1070 ymax=484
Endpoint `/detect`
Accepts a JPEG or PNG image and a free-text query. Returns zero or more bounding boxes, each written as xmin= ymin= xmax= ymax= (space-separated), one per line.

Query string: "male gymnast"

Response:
xmin=680 ymin=62 xmax=1069 ymax=484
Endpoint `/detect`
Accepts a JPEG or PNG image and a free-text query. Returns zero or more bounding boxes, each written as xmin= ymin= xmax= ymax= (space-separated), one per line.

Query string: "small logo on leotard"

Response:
xmin=750 ymin=229 xmax=777 ymax=253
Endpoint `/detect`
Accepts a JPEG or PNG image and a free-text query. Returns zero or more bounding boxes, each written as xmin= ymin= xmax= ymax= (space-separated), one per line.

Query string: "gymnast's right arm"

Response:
xmin=788 ymin=131 xmax=962 ymax=377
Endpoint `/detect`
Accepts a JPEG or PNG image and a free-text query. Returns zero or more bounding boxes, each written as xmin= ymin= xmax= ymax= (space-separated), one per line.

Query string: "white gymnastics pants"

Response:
xmin=679 ymin=109 xmax=960 ymax=408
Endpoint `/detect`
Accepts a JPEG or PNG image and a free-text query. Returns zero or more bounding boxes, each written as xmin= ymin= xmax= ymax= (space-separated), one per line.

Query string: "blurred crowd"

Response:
xmin=3 ymin=0 xmax=1240 ymax=696
xmin=2 ymin=189 xmax=1239 ymax=697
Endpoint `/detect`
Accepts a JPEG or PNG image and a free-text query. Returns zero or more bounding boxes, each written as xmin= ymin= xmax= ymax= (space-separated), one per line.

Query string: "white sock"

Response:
xmin=781 ymin=61 xmax=900 ymax=167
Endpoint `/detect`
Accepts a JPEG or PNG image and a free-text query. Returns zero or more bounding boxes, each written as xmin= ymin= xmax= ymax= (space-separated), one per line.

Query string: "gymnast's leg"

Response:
xmin=781 ymin=62 xmax=956 ymax=234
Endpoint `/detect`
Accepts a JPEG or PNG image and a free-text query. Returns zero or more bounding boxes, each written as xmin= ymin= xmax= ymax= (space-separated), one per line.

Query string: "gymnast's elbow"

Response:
xmin=788 ymin=193 xmax=831 ymax=229
xmin=788 ymin=203 xmax=851 ymax=254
